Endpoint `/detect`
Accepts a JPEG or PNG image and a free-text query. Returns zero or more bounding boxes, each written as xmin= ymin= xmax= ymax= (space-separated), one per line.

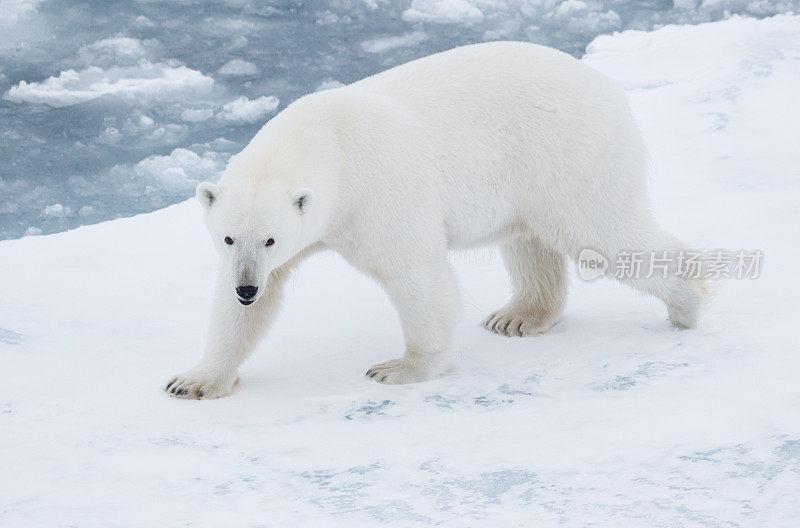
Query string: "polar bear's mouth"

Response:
xmin=237 ymin=298 xmax=255 ymax=305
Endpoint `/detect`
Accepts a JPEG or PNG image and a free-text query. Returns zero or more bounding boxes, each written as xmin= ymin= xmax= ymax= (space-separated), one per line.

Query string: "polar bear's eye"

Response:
xmin=224 ymin=236 xmax=234 ymax=245
xmin=265 ymin=238 xmax=275 ymax=247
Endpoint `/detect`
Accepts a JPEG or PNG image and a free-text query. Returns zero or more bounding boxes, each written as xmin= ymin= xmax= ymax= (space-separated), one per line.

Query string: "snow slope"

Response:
xmin=2 ymin=14 xmax=800 ymax=527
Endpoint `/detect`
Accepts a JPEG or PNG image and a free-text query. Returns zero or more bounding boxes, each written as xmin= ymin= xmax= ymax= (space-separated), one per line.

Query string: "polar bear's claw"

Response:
xmin=164 ymin=372 xmax=236 ymax=400
xmin=365 ymin=358 xmax=443 ymax=384
xmin=482 ymin=309 xmax=558 ymax=337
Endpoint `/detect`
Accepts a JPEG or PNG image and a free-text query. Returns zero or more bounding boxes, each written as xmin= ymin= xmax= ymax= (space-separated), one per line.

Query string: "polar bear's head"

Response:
xmin=195 ymin=180 xmax=313 ymax=306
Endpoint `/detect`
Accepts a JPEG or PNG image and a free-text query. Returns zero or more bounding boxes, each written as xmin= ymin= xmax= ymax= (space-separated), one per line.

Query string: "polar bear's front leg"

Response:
xmin=366 ymin=259 xmax=461 ymax=384
xmin=165 ymin=267 xmax=287 ymax=399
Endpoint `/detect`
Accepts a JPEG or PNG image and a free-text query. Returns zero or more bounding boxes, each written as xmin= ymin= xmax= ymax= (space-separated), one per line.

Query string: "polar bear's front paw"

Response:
xmin=482 ymin=307 xmax=558 ymax=337
xmin=365 ymin=358 xmax=438 ymax=385
xmin=164 ymin=371 xmax=237 ymax=400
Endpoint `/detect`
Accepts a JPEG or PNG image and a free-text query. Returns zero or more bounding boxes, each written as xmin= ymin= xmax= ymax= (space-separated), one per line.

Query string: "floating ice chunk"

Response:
xmin=78 ymin=205 xmax=94 ymax=217
xmin=139 ymin=114 xmax=154 ymax=127
xmin=192 ymin=137 xmax=239 ymax=152
xmin=217 ymin=95 xmax=279 ymax=124
xmin=556 ymin=0 xmax=590 ymax=16
xmin=42 ymin=203 xmax=72 ymax=218
xmin=76 ymin=37 xmax=150 ymax=67
xmin=131 ymin=15 xmax=155 ymax=29
xmin=143 ymin=124 xmax=187 ymax=145
xmin=361 ymin=31 xmax=428 ymax=53
xmin=315 ymin=78 xmax=344 ymax=91
xmin=4 ymin=61 xmax=215 ymax=108
xmin=402 ymin=0 xmax=484 ymax=25
xmin=122 ymin=148 xmax=223 ymax=192
xmin=96 ymin=113 xmax=156 ymax=144
xmin=98 ymin=126 xmax=123 ymax=145
xmin=217 ymin=59 xmax=258 ymax=76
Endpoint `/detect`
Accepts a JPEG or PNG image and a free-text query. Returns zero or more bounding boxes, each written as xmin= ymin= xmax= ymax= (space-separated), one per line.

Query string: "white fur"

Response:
xmin=165 ymin=41 xmax=707 ymax=399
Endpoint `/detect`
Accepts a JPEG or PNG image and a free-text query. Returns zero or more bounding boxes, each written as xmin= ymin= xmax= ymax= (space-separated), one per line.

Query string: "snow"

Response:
xmin=1 ymin=14 xmax=799 ymax=526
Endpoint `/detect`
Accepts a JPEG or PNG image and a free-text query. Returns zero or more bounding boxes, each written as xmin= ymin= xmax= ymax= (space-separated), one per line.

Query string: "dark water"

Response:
xmin=1 ymin=0 xmax=795 ymax=239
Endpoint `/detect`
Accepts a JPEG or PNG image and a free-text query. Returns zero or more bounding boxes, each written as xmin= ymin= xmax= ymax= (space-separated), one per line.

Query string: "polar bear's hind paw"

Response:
xmin=482 ymin=308 xmax=559 ymax=337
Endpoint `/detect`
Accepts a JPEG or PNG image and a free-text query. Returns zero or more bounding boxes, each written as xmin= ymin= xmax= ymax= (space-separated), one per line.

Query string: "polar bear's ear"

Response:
xmin=196 ymin=182 xmax=219 ymax=210
xmin=290 ymin=188 xmax=313 ymax=214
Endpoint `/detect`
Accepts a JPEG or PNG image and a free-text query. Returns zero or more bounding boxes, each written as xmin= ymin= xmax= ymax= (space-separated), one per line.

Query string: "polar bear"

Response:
xmin=165 ymin=41 xmax=707 ymax=399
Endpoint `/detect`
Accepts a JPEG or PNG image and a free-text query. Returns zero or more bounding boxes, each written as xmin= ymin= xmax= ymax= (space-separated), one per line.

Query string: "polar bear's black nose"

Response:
xmin=236 ymin=285 xmax=258 ymax=302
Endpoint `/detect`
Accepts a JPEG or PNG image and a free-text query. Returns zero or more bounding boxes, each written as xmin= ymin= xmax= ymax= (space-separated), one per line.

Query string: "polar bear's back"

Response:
xmin=356 ymin=41 xmax=595 ymax=91
xmin=348 ymin=41 xmax=641 ymax=182
xmin=352 ymin=41 xmax=626 ymax=125
xmin=343 ymin=42 xmax=649 ymax=249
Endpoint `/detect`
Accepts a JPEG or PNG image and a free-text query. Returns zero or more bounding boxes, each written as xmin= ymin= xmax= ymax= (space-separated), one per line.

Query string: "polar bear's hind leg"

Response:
xmin=483 ymin=236 xmax=568 ymax=337
xmin=589 ymin=222 xmax=709 ymax=329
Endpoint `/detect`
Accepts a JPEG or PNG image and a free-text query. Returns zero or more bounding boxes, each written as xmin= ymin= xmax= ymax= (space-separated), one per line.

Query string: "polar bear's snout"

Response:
xmin=235 ymin=285 xmax=259 ymax=305
xmin=231 ymin=251 xmax=268 ymax=305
